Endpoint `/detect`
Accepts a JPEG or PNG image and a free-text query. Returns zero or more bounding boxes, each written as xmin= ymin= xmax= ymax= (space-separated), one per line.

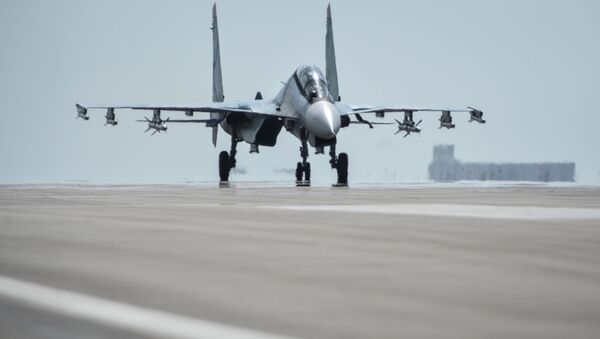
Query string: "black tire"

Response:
xmin=304 ymin=162 xmax=311 ymax=181
xmin=219 ymin=151 xmax=230 ymax=182
xmin=337 ymin=153 xmax=348 ymax=184
xmin=295 ymin=162 xmax=303 ymax=182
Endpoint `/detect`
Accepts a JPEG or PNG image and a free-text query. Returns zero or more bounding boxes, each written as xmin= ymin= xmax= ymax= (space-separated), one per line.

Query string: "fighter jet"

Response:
xmin=76 ymin=4 xmax=485 ymax=186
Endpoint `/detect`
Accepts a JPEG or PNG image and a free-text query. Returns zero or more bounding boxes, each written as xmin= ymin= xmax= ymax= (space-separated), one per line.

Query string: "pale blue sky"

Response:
xmin=1 ymin=0 xmax=599 ymax=183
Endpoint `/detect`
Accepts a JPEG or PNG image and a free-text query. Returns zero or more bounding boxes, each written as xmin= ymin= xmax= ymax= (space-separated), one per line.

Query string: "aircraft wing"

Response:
xmin=335 ymin=102 xmax=485 ymax=127
xmin=77 ymin=100 xmax=297 ymax=121
xmin=336 ymin=102 xmax=479 ymax=115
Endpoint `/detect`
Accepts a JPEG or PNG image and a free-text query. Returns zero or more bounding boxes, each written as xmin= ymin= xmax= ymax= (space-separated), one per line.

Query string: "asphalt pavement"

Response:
xmin=0 ymin=184 xmax=599 ymax=339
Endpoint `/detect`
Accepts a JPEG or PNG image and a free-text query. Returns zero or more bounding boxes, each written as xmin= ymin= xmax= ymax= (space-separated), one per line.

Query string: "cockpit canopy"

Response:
xmin=295 ymin=65 xmax=332 ymax=103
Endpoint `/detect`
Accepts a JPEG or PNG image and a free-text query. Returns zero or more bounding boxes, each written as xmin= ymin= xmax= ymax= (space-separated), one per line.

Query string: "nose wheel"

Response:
xmin=296 ymin=136 xmax=311 ymax=187
xmin=295 ymin=162 xmax=311 ymax=185
xmin=293 ymin=141 xmax=348 ymax=187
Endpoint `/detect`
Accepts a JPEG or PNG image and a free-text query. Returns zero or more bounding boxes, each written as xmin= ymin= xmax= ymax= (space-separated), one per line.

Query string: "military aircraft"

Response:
xmin=76 ymin=3 xmax=485 ymax=186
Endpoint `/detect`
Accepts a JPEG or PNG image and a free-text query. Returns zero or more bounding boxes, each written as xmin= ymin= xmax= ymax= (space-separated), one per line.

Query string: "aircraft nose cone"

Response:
xmin=305 ymin=101 xmax=341 ymax=139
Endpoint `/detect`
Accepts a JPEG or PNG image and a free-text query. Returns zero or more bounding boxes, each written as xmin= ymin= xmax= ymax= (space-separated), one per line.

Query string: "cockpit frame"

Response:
xmin=293 ymin=65 xmax=333 ymax=104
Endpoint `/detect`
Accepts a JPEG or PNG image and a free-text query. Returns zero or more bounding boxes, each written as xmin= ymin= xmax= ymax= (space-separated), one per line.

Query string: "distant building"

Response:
xmin=428 ymin=145 xmax=575 ymax=182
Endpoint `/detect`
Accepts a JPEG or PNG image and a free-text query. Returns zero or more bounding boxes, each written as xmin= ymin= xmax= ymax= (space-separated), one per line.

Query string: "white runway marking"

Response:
xmin=0 ymin=275 xmax=296 ymax=339
xmin=265 ymin=204 xmax=600 ymax=220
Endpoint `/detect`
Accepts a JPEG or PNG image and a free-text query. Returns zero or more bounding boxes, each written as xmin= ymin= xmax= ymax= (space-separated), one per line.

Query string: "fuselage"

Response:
xmin=221 ymin=65 xmax=341 ymax=148
xmin=279 ymin=65 xmax=341 ymax=144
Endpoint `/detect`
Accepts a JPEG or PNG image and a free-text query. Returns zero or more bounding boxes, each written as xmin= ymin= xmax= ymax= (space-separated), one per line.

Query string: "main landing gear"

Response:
xmin=218 ymin=132 xmax=349 ymax=188
xmin=294 ymin=137 xmax=348 ymax=187
xmin=218 ymin=134 xmax=238 ymax=186
xmin=329 ymin=144 xmax=348 ymax=187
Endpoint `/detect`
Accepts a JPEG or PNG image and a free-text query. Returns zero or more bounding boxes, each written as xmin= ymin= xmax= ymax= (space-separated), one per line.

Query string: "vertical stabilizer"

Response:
xmin=211 ymin=3 xmax=224 ymax=146
xmin=326 ymin=4 xmax=340 ymax=101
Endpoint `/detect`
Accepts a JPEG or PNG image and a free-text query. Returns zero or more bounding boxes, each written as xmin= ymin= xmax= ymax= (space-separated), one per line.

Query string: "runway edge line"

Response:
xmin=0 ymin=275 xmax=297 ymax=339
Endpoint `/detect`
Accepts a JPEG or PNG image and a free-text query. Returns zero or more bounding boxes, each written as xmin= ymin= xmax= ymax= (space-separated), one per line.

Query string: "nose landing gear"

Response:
xmin=294 ymin=135 xmax=348 ymax=187
xmin=296 ymin=137 xmax=311 ymax=187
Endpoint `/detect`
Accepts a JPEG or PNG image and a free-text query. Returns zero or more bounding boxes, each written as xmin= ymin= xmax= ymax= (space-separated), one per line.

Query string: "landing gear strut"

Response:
xmin=219 ymin=134 xmax=238 ymax=185
xmin=296 ymin=135 xmax=311 ymax=186
xmin=329 ymin=144 xmax=348 ymax=187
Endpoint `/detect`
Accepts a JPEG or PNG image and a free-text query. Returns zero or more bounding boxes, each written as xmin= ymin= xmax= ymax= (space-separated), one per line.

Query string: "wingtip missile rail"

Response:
xmin=76 ymin=104 xmax=89 ymax=120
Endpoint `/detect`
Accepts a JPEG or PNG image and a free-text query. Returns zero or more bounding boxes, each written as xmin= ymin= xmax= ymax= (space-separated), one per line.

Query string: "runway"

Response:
xmin=0 ymin=184 xmax=599 ymax=339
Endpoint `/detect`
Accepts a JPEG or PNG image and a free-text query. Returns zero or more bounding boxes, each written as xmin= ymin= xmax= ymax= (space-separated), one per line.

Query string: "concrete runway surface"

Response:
xmin=0 ymin=184 xmax=599 ymax=339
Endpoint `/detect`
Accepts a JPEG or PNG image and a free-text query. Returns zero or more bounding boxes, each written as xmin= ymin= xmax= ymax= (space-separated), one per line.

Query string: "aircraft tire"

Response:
xmin=337 ymin=153 xmax=348 ymax=184
xmin=219 ymin=151 xmax=230 ymax=182
xmin=304 ymin=162 xmax=311 ymax=182
xmin=295 ymin=162 xmax=303 ymax=182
